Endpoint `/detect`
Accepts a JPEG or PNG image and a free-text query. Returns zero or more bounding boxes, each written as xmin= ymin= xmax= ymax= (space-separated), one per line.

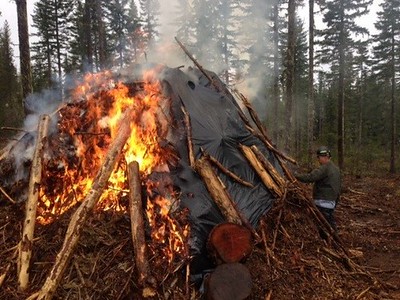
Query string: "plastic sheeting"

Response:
xmin=158 ymin=66 xmax=283 ymax=274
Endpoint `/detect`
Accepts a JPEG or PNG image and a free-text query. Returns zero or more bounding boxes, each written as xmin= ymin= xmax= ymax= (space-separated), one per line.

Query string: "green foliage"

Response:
xmin=0 ymin=22 xmax=24 ymax=141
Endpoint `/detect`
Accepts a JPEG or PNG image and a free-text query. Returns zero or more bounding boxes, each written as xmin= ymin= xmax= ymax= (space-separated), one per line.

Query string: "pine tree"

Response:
xmin=139 ymin=0 xmax=160 ymax=51
xmin=31 ymin=0 xmax=75 ymax=92
xmin=316 ymin=0 xmax=372 ymax=169
xmin=0 ymin=22 xmax=23 ymax=131
xmin=15 ymin=0 xmax=33 ymax=114
xmin=372 ymin=0 xmax=400 ymax=173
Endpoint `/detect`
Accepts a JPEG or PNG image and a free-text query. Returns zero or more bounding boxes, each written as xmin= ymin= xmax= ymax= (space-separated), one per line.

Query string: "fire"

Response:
xmin=36 ymin=67 xmax=189 ymax=264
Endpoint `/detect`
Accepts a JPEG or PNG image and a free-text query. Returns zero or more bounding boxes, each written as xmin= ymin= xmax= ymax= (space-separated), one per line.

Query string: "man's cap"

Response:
xmin=316 ymin=146 xmax=331 ymax=157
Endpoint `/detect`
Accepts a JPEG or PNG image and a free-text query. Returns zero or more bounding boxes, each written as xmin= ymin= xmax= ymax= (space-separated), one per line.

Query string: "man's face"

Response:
xmin=317 ymin=155 xmax=329 ymax=165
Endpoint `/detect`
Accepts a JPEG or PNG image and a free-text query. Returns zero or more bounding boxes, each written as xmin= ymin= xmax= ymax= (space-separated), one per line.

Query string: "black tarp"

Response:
xmin=157 ymin=66 xmax=283 ymax=275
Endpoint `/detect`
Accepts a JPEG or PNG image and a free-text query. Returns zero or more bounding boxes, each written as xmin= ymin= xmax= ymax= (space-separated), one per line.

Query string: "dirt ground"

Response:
xmin=0 ymin=174 xmax=399 ymax=299
xmin=337 ymin=175 xmax=400 ymax=297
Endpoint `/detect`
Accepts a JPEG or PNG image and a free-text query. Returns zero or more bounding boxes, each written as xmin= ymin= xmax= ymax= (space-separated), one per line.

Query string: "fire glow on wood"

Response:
xmin=36 ymin=67 xmax=189 ymax=264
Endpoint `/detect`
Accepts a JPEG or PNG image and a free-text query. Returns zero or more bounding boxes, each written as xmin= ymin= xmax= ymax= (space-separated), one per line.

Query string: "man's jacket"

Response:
xmin=295 ymin=160 xmax=341 ymax=202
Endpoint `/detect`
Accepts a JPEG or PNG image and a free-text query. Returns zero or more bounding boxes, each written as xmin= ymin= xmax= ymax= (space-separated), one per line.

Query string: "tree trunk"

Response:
xmin=83 ymin=0 xmax=94 ymax=72
xmin=284 ymin=0 xmax=296 ymax=153
xmin=207 ymin=223 xmax=252 ymax=264
xmin=307 ymin=0 xmax=315 ymax=168
xmin=127 ymin=161 xmax=151 ymax=286
xmin=18 ymin=115 xmax=50 ymax=291
xmin=389 ymin=24 xmax=396 ymax=173
xmin=195 ymin=156 xmax=242 ymax=225
xmin=16 ymin=0 xmax=33 ymax=114
xmin=205 ymin=263 xmax=252 ymax=300
xmin=239 ymin=144 xmax=283 ymax=198
xmin=337 ymin=0 xmax=345 ymax=170
xmin=272 ymin=0 xmax=280 ymax=143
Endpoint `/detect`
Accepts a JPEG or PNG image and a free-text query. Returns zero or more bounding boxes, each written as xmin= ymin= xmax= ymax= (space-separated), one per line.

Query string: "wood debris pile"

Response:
xmin=0 ymin=59 xmax=396 ymax=299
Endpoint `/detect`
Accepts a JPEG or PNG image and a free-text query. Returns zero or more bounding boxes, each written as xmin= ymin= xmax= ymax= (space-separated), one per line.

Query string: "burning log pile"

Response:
xmin=0 ymin=60 xmax=394 ymax=299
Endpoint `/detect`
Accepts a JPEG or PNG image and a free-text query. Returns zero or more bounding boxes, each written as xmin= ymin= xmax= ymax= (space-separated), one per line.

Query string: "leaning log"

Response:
xmin=205 ymin=263 xmax=252 ymax=300
xmin=239 ymin=144 xmax=283 ymax=198
xmin=207 ymin=222 xmax=253 ymax=264
xmin=127 ymin=161 xmax=156 ymax=291
xmin=250 ymin=145 xmax=286 ymax=189
xmin=18 ymin=114 xmax=50 ymax=291
xmin=32 ymin=110 xmax=133 ymax=300
xmin=195 ymin=156 xmax=242 ymax=225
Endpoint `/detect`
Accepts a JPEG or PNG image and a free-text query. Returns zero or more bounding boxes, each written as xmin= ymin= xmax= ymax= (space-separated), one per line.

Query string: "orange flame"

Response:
xmin=37 ymin=68 xmax=189 ymax=264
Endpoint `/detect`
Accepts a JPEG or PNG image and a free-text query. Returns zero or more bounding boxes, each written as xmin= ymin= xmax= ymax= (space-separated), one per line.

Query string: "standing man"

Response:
xmin=295 ymin=146 xmax=341 ymax=238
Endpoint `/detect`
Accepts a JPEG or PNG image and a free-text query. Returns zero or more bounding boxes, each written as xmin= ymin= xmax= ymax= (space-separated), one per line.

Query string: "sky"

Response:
xmin=0 ymin=0 xmax=384 ymax=71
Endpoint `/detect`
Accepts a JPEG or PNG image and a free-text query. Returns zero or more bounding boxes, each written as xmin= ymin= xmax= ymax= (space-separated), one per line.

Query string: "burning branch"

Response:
xmin=18 ymin=114 xmax=50 ymax=291
xmin=31 ymin=110 xmax=134 ymax=300
xmin=127 ymin=161 xmax=156 ymax=293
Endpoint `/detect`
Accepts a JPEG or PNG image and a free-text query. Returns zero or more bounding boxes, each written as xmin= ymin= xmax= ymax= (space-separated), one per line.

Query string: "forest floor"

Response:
xmin=0 ymin=174 xmax=399 ymax=299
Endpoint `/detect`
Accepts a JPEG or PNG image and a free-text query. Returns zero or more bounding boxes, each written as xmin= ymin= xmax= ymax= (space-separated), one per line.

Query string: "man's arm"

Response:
xmin=295 ymin=164 xmax=327 ymax=183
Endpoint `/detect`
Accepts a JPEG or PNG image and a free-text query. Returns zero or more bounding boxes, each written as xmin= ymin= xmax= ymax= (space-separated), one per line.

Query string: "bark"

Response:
xmin=239 ymin=144 xmax=283 ymax=198
xmin=389 ymin=25 xmax=396 ymax=173
xmin=18 ymin=115 xmax=50 ymax=291
xmin=250 ymin=145 xmax=286 ymax=189
xmin=207 ymin=222 xmax=253 ymax=264
xmin=337 ymin=0 xmax=345 ymax=169
xmin=127 ymin=161 xmax=154 ymax=287
xmin=16 ymin=0 xmax=33 ymax=114
xmin=272 ymin=1 xmax=280 ymax=143
xmin=181 ymin=105 xmax=195 ymax=168
xmin=33 ymin=111 xmax=133 ymax=300
xmin=195 ymin=156 xmax=242 ymax=225
xmin=307 ymin=0 xmax=315 ymax=168
xmin=205 ymin=263 xmax=252 ymax=300
xmin=284 ymin=0 xmax=296 ymax=152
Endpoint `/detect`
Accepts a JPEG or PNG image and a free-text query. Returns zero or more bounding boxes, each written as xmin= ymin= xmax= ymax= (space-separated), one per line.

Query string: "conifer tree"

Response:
xmin=372 ymin=0 xmax=400 ymax=173
xmin=139 ymin=0 xmax=160 ymax=52
xmin=0 ymin=22 xmax=23 ymax=130
xmin=317 ymin=0 xmax=372 ymax=169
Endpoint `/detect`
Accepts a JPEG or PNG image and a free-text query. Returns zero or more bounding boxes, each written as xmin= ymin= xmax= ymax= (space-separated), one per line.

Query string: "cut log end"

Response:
xmin=205 ymin=263 xmax=252 ymax=300
xmin=207 ymin=222 xmax=253 ymax=264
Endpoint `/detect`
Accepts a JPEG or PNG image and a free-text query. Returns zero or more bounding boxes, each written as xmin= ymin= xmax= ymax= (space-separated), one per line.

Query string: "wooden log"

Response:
xmin=204 ymin=152 xmax=254 ymax=188
xmin=250 ymin=145 xmax=286 ymax=189
xmin=245 ymin=125 xmax=297 ymax=165
xmin=207 ymin=222 xmax=252 ymax=264
xmin=18 ymin=114 xmax=50 ymax=291
xmin=277 ymin=155 xmax=297 ymax=183
xmin=32 ymin=110 xmax=133 ymax=300
xmin=195 ymin=156 xmax=242 ymax=225
xmin=181 ymin=105 xmax=195 ymax=168
xmin=239 ymin=144 xmax=283 ymax=198
xmin=205 ymin=263 xmax=252 ymax=300
xmin=127 ymin=161 xmax=156 ymax=290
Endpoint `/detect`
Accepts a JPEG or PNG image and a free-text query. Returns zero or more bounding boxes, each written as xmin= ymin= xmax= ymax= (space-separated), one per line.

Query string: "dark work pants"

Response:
xmin=316 ymin=206 xmax=337 ymax=239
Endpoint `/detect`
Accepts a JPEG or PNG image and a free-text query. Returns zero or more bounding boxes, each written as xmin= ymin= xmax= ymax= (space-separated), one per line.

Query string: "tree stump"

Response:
xmin=207 ymin=222 xmax=253 ymax=264
xmin=205 ymin=263 xmax=252 ymax=300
